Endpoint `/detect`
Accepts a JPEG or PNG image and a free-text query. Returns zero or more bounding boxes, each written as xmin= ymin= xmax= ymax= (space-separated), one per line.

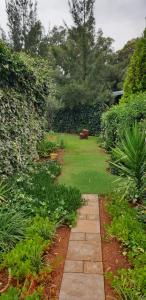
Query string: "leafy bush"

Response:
xmin=0 ymin=41 xmax=58 ymax=175
xmin=111 ymin=124 xmax=146 ymax=201
xmin=1 ymin=216 xmax=55 ymax=278
xmin=37 ymin=139 xmax=58 ymax=157
xmin=27 ymin=215 xmax=56 ymax=241
xmin=123 ymin=29 xmax=146 ymax=98
xmin=0 ymin=210 xmax=27 ymax=254
xmin=52 ymin=102 xmax=107 ymax=135
xmin=101 ymin=92 xmax=146 ymax=149
xmin=0 ymin=287 xmax=20 ymax=299
xmin=107 ymin=194 xmax=146 ymax=299
xmin=6 ymin=161 xmax=82 ymax=224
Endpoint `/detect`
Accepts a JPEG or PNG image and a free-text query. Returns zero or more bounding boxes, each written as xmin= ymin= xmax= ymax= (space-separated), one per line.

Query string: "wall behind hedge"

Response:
xmin=52 ymin=102 xmax=107 ymax=135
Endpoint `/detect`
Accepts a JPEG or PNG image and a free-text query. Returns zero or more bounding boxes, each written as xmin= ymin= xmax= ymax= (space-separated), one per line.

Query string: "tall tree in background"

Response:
xmin=6 ymin=0 xmax=43 ymax=53
xmin=68 ymin=0 xmax=95 ymax=81
xmin=124 ymin=29 xmax=146 ymax=97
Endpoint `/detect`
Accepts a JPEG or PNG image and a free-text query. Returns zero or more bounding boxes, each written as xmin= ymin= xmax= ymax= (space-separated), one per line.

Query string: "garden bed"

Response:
xmin=0 ymin=226 xmax=70 ymax=299
xmin=99 ymin=197 xmax=131 ymax=300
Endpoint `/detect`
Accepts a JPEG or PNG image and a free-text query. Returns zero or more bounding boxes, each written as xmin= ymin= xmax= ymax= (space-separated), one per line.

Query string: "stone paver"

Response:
xmin=72 ymin=220 xmax=100 ymax=233
xmin=59 ymin=194 xmax=105 ymax=300
xmin=70 ymin=232 xmax=85 ymax=241
xmin=59 ymin=273 xmax=105 ymax=300
xmin=86 ymin=233 xmax=101 ymax=241
xmin=67 ymin=240 xmax=102 ymax=261
xmin=84 ymin=261 xmax=103 ymax=274
xmin=64 ymin=260 xmax=83 ymax=273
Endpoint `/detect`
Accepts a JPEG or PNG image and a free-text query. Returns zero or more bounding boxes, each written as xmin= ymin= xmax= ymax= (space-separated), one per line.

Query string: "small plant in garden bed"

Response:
xmin=110 ymin=123 xmax=146 ymax=203
xmin=106 ymin=193 xmax=146 ymax=299
xmin=6 ymin=161 xmax=82 ymax=224
xmin=1 ymin=216 xmax=55 ymax=279
xmin=37 ymin=138 xmax=58 ymax=158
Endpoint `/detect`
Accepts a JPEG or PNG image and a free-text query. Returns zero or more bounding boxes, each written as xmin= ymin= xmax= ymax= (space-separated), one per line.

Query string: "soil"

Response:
xmin=0 ymin=226 xmax=70 ymax=299
xmin=99 ymin=197 xmax=131 ymax=300
xmin=0 ymin=269 xmax=11 ymax=294
xmin=44 ymin=226 xmax=70 ymax=299
xmin=56 ymin=149 xmax=64 ymax=165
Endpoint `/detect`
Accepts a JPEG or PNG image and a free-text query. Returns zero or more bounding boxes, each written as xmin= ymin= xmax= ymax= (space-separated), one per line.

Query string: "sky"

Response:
xmin=0 ymin=0 xmax=145 ymax=50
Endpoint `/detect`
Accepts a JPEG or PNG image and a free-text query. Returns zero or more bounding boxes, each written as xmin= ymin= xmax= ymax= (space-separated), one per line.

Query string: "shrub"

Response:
xmin=0 ymin=210 xmax=27 ymax=254
xmin=101 ymin=92 xmax=146 ymax=149
xmin=52 ymin=102 xmax=107 ymax=135
xmin=1 ymin=216 xmax=55 ymax=278
xmin=0 ymin=41 xmax=58 ymax=175
xmin=6 ymin=161 xmax=82 ymax=224
xmin=107 ymin=194 xmax=146 ymax=299
xmin=0 ymin=287 xmax=20 ymax=299
xmin=111 ymin=124 xmax=146 ymax=201
xmin=124 ymin=29 xmax=146 ymax=98
xmin=37 ymin=139 xmax=58 ymax=157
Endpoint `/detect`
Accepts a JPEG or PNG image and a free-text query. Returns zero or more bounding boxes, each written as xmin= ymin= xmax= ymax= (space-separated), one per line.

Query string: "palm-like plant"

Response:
xmin=111 ymin=123 xmax=146 ymax=201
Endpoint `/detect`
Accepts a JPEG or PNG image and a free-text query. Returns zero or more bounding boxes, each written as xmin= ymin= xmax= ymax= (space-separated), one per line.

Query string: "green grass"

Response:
xmin=52 ymin=134 xmax=117 ymax=194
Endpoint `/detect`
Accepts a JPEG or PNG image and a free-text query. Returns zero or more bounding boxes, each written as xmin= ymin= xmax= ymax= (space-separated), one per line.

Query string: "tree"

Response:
xmin=124 ymin=29 xmax=146 ymax=97
xmin=68 ymin=0 xmax=95 ymax=81
xmin=0 ymin=27 xmax=7 ymax=42
xmin=6 ymin=0 xmax=43 ymax=53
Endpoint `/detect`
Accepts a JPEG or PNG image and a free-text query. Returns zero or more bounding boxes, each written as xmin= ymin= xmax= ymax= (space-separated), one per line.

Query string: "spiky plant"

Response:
xmin=111 ymin=123 xmax=146 ymax=201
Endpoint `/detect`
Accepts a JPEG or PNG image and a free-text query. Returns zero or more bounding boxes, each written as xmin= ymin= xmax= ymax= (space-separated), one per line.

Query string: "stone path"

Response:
xmin=59 ymin=194 xmax=105 ymax=300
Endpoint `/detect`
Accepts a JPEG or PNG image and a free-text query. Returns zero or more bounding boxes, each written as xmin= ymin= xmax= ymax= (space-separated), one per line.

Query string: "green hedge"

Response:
xmin=0 ymin=42 xmax=53 ymax=175
xmin=101 ymin=92 xmax=146 ymax=149
xmin=52 ymin=102 xmax=107 ymax=135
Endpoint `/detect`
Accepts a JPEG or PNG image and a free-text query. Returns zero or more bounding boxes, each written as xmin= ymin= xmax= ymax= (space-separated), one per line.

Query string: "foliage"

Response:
xmin=111 ymin=38 xmax=138 ymax=91
xmin=101 ymin=92 xmax=146 ymax=149
xmin=5 ymin=160 xmax=82 ymax=224
xmin=26 ymin=215 xmax=56 ymax=241
xmin=0 ymin=41 xmax=56 ymax=175
xmin=6 ymin=0 xmax=43 ymax=54
xmin=1 ymin=216 xmax=55 ymax=278
xmin=0 ymin=210 xmax=27 ymax=254
xmin=37 ymin=139 xmax=58 ymax=157
xmin=124 ymin=29 xmax=146 ymax=98
xmin=111 ymin=124 xmax=146 ymax=201
xmin=0 ymin=180 xmax=10 ymax=204
xmin=53 ymin=102 xmax=107 ymax=135
xmin=106 ymin=194 xmax=146 ymax=299
xmin=0 ymin=286 xmax=20 ymax=299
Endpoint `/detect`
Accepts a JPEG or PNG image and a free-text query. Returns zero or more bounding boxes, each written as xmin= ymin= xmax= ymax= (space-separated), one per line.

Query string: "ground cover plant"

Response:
xmin=0 ymin=159 xmax=83 ymax=298
xmin=106 ymin=193 xmax=146 ymax=300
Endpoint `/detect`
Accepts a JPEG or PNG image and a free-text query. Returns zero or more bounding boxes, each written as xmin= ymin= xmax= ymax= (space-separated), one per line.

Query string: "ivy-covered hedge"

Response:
xmin=0 ymin=41 xmax=51 ymax=175
xmin=52 ymin=102 xmax=107 ymax=135
xmin=101 ymin=92 xmax=146 ymax=150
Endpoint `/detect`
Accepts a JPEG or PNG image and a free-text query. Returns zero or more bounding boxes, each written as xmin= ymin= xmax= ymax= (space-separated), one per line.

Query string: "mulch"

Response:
xmin=99 ymin=197 xmax=131 ymax=300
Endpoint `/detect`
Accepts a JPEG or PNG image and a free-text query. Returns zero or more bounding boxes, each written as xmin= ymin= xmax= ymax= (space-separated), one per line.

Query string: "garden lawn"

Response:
xmin=54 ymin=134 xmax=117 ymax=194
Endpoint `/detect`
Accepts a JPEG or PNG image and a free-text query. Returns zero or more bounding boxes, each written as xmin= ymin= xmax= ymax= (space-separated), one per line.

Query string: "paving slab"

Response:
xmin=86 ymin=214 xmax=99 ymax=220
xmin=67 ymin=240 xmax=102 ymax=261
xmin=79 ymin=205 xmax=98 ymax=215
xmin=64 ymin=260 xmax=83 ymax=273
xmin=59 ymin=273 xmax=105 ymax=300
xmin=70 ymin=232 xmax=85 ymax=241
xmin=86 ymin=233 xmax=101 ymax=241
xmin=84 ymin=261 xmax=103 ymax=274
xmin=72 ymin=219 xmax=100 ymax=234
xmin=59 ymin=194 xmax=105 ymax=300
